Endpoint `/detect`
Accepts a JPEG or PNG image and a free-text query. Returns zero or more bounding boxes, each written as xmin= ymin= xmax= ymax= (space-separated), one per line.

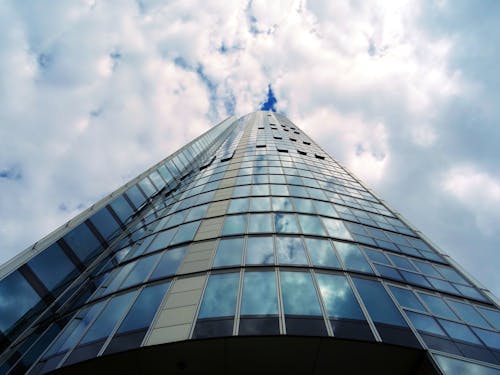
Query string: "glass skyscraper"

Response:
xmin=0 ymin=111 xmax=498 ymax=374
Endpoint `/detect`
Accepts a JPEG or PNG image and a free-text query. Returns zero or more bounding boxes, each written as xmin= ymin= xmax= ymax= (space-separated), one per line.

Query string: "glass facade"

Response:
xmin=0 ymin=111 xmax=498 ymax=374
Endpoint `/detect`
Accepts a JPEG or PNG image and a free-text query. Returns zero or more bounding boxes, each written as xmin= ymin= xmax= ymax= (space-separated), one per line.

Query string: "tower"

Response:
xmin=0 ymin=111 xmax=498 ymax=374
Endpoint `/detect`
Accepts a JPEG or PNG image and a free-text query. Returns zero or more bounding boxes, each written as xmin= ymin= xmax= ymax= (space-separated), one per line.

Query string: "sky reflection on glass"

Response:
xmin=241 ymin=272 xmax=278 ymax=315
xmin=198 ymin=273 xmax=239 ymax=318
xmin=246 ymin=237 xmax=274 ymax=265
xmin=304 ymin=238 xmax=340 ymax=268
xmin=316 ymin=273 xmax=364 ymax=320
xmin=280 ymin=271 xmax=322 ymax=316
xmin=276 ymin=237 xmax=308 ymax=265
xmin=214 ymin=238 xmax=243 ymax=267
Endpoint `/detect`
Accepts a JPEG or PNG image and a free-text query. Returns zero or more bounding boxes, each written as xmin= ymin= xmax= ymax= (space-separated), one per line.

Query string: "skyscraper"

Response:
xmin=0 ymin=111 xmax=498 ymax=374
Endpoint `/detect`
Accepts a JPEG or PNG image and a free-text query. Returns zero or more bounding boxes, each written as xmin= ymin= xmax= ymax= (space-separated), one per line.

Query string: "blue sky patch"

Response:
xmin=260 ymin=84 xmax=277 ymax=112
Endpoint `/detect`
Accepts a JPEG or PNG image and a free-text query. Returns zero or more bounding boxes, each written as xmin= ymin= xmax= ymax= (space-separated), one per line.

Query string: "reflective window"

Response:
xmin=316 ymin=274 xmax=364 ymax=319
xmin=366 ymin=247 xmax=390 ymax=264
xmin=477 ymin=307 xmax=500 ymax=330
xmin=149 ymin=247 xmax=187 ymax=280
xmin=293 ymin=198 xmax=315 ymax=213
xmin=228 ymin=198 xmax=248 ymax=214
xmin=401 ymin=271 xmax=431 ymax=288
xmin=436 ymin=266 xmax=468 ymax=284
xmin=272 ymin=197 xmax=294 ymax=212
xmin=304 ymin=238 xmax=340 ymax=268
xmin=109 ymin=195 xmax=134 ymax=223
xmin=274 ymin=213 xmax=300 ymax=233
xmin=413 ymin=260 xmax=441 ymax=277
xmin=352 ymin=278 xmax=407 ymax=326
xmin=388 ymin=254 xmax=416 ymax=271
xmin=321 ymin=218 xmax=352 ymax=240
xmin=335 ymin=242 xmax=373 ymax=273
xmin=146 ymin=229 xmax=175 ymax=254
xmin=405 ymin=311 xmax=445 ymax=336
xmin=250 ymin=197 xmax=270 ymax=211
xmin=240 ymin=272 xmax=278 ymax=315
xmin=374 ymin=264 xmax=403 ymax=281
xmin=246 ymin=237 xmax=274 ymax=265
xmin=417 ymin=293 xmax=457 ymax=320
xmin=270 ymin=184 xmax=289 ymax=196
xmin=0 ymin=271 xmax=40 ymax=333
xmin=63 ymin=223 xmax=102 ymax=263
xmin=472 ymin=327 xmax=500 ymax=350
xmin=213 ymin=238 xmax=243 ymax=267
xmin=121 ymin=254 xmax=160 ymax=289
xmin=78 ymin=291 xmax=137 ymax=345
xmin=438 ymin=319 xmax=481 ymax=344
xmin=222 ymin=215 xmax=247 ymax=235
xmin=276 ymin=237 xmax=308 ymax=265
xmin=435 ymin=354 xmax=500 ymax=375
xmin=198 ymin=273 xmax=239 ymax=318
xmin=90 ymin=207 xmax=121 ymax=240
xmin=114 ymin=282 xmax=170 ymax=335
xmin=171 ymin=221 xmax=200 ymax=245
xmin=248 ymin=213 xmax=273 ymax=233
xmin=388 ymin=286 xmax=425 ymax=311
xmin=186 ymin=204 xmax=208 ymax=222
xmin=428 ymin=278 xmax=456 ymax=294
xmin=314 ymin=201 xmax=337 ymax=217
xmin=28 ymin=243 xmax=77 ymax=291
xmin=297 ymin=214 xmax=326 ymax=236
xmin=280 ymin=271 xmax=322 ymax=316
xmin=446 ymin=300 xmax=491 ymax=329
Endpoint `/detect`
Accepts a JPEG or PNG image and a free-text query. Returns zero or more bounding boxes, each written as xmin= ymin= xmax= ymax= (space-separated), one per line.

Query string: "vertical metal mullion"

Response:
xmin=275 ymin=267 xmax=286 ymax=335
xmin=233 ymin=269 xmax=244 ymax=336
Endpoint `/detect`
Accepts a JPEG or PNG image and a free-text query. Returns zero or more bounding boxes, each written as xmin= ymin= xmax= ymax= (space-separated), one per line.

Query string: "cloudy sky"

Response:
xmin=0 ymin=0 xmax=499 ymax=297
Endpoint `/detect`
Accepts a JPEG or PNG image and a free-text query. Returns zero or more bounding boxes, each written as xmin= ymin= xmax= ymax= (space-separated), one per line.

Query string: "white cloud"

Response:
xmin=442 ymin=165 xmax=500 ymax=235
xmin=0 ymin=0 xmax=498 ymax=296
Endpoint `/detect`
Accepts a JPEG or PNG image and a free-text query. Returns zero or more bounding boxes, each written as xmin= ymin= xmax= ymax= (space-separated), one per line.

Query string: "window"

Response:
xmin=274 ymin=213 xmax=300 ymax=234
xmin=198 ymin=273 xmax=239 ymax=318
xmin=304 ymin=238 xmax=340 ymax=268
xmin=321 ymin=218 xmax=352 ymax=240
xmin=149 ymin=247 xmax=187 ymax=280
xmin=246 ymin=237 xmax=274 ymax=265
xmin=240 ymin=272 xmax=278 ymax=315
xmin=213 ymin=238 xmax=244 ymax=267
xmin=388 ymin=286 xmax=425 ymax=311
xmin=417 ymin=293 xmax=457 ymax=320
xmin=276 ymin=237 xmax=308 ymax=265
xmin=316 ymin=274 xmax=364 ymax=320
xmin=335 ymin=242 xmax=373 ymax=273
xmin=280 ymin=271 xmax=322 ymax=316
xmin=297 ymin=215 xmax=327 ymax=236
xmin=405 ymin=311 xmax=446 ymax=336
xmin=222 ymin=215 xmax=247 ymax=235
xmin=248 ymin=213 xmax=273 ymax=233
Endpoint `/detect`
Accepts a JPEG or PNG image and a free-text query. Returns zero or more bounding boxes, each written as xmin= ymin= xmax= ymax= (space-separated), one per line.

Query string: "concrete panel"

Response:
xmin=146 ymin=324 xmax=191 ymax=345
xmin=164 ymin=290 xmax=202 ymax=308
xmin=155 ymin=305 xmax=198 ymax=327
xmin=170 ymin=275 xmax=206 ymax=293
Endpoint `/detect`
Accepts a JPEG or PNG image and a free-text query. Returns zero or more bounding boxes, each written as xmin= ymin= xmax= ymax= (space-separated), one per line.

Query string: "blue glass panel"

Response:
xmin=272 ymin=197 xmax=294 ymax=211
xmin=274 ymin=213 xmax=300 ymax=233
xmin=304 ymin=238 xmax=340 ymax=268
xmin=375 ymin=264 xmax=404 ymax=280
xmin=213 ymin=238 xmax=244 ymax=267
xmin=472 ymin=327 xmax=500 ymax=350
xmin=316 ymin=274 xmax=364 ymax=320
xmin=280 ymin=271 xmax=322 ymax=316
xmin=446 ymin=300 xmax=491 ymax=329
xmin=228 ymin=198 xmax=248 ymax=213
xmin=412 ymin=260 xmax=441 ymax=277
xmin=248 ymin=213 xmax=273 ymax=233
xmin=297 ymin=214 xmax=326 ymax=236
xmin=388 ymin=254 xmax=417 ymax=271
xmin=115 ymin=282 xmax=170 ymax=334
xmin=439 ymin=319 xmax=481 ymax=344
xmin=401 ymin=271 xmax=431 ymax=288
xmin=121 ymin=254 xmax=160 ymax=289
xmin=335 ymin=242 xmax=373 ymax=273
xmin=170 ymin=221 xmax=200 ymax=245
xmin=435 ymin=354 xmax=500 ymax=375
xmin=314 ymin=201 xmax=337 ymax=217
xmin=146 ymin=229 xmax=175 ymax=254
xmin=321 ymin=218 xmax=352 ymax=240
xmin=250 ymin=197 xmax=270 ymax=211
xmin=363 ymin=248 xmax=390 ymax=265
xmin=428 ymin=277 xmax=457 ymax=294
xmin=246 ymin=237 xmax=274 ymax=265
xmin=241 ymin=272 xmax=278 ymax=315
xmin=63 ymin=223 xmax=102 ymax=263
xmin=139 ymin=178 xmax=157 ymax=198
xmin=405 ymin=311 xmax=446 ymax=336
xmin=293 ymin=198 xmax=315 ymax=213
xmin=185 ymin=204 xmax=208 ymax=222
xmin=110 ymin=195 xmax=134 ymax=223
xmin=353 ymin=278 xmax=407 ymax=327
xmin=28 ymin=243 xmax=77 ymax=291
xmin=276 ymin=237 xmax=308 ymax=265
xmin=79 ymin=291 xmax=137 ymax=344
xmin=0 ymin=271 xmax=40 ymax=333
xmin=436 ymin=267 xmax=468 ymax=284
xmin=149 ymin=247 xmax=187 ymax=280
xmin=198 ymin=273 xmax=239 ymax=318
xmin=389 ymin=286 xmax=426 ymax=311
xmin=126 ymin=185 xmax=146 ymax=208
xmin=222 ymin=215 xmax=247 ymax=235
xmin=90 ymin=207 xmax=121 ymax=240
xmin=417 ymin=293 xmax=457 ymax=320
xmin=477 ymin=307 xmax=500 ymax=330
